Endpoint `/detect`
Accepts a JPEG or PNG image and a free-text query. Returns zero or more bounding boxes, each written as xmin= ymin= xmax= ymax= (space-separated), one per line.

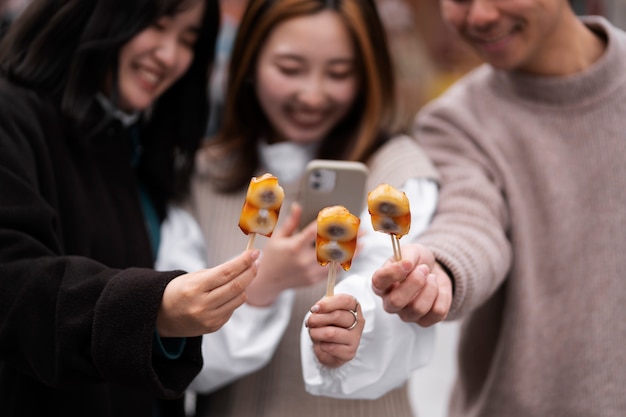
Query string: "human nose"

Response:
xmin=154 ymin=36 xmax=179 ymax=68
xmin=466 ymin=0 xmax=499 ymax=29
xmin=297 ymin=75 xmax=326 ymax=108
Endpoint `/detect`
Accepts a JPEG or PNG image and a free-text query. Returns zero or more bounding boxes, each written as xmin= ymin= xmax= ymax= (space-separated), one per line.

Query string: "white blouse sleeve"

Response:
xmin=189 ymin=290 xmax=294 ymax=393
xmin=156 ymin=205 xmax=293 ymax=393
xmin=300 ymin=178 xmax=438 ymax=399
xmin=155 ymin=205 xmax=209 ymax=272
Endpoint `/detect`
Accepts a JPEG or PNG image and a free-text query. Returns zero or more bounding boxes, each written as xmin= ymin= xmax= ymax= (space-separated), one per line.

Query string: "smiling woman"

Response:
xmin=156 ymin=0 xmax=441 ymax=416
xmin=0 ymin=1 xmax=266 ymax=417
xmin=115 ymin=0 xmax=205 ymax=111
xmin=253 ymin=10 xmax=359 ymax=146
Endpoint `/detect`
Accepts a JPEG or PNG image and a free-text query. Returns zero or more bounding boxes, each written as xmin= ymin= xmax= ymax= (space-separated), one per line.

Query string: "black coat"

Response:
xmin=0 ymin=79 xmax=202 ymax=416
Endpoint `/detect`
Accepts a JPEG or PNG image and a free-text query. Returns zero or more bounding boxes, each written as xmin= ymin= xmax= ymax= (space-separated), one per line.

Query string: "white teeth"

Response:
xmin=138 ymin=68 xmax=159 ymax=86
xmin=484 ymin=35 xmax=506 ymax=43
xmin=292 ymin=111 xmax=324 ymax=125
xmin=479 ymin=32 xmax=511 ymax=44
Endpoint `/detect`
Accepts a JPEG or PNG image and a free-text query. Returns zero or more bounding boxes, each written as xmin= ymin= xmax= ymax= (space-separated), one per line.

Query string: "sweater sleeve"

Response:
xmin=413 ymin=88 xmax=513 ymax=320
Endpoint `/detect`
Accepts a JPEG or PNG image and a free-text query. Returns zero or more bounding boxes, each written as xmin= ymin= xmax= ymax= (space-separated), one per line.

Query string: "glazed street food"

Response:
xmin=239 ymin=173 xmax=285 ymax=249
xmin=316 ymin=205 xmax=360 ymax=296
xmin=367 ymin=183 xmax=410 ymax=260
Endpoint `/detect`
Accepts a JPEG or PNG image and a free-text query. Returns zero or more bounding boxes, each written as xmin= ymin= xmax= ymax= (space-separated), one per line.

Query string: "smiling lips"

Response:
xmin=469 ymin=24 xmax=519 ymax=54
xmin=287 ymin=107 xmax=329 ymax=130
xmin=476 ymin=33 xmax=512 ymax=52
xmin=135 ymin=65 xmax=163 ymax=93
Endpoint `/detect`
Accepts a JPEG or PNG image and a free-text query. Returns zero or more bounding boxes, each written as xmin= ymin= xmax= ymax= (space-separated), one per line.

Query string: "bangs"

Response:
xmin=161 ymin=0 xmax=203 ymax=16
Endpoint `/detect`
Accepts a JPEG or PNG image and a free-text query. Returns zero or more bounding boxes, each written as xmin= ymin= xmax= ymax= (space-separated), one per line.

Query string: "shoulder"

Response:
xmin=366 ymin=134 xmax=440 ymax=190
xmin=0 ymin=80 xmax=63 ymax=189
xmin=420 ymin=64 xmax=494 ymax=118
xmin=0 ymin=79 xmax=62 ymax=151
xmin=0 ymin=78 xmax=49 ymax=110
xmin=0 ymin=79 xmax=61 ymax=134
xmin=414 ymin=64 xmax=503 ymax=145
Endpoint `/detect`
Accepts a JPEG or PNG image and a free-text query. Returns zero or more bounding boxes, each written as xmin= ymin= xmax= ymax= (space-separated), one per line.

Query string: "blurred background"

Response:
xmin=0 ymin=1 xmax=622 ymax=416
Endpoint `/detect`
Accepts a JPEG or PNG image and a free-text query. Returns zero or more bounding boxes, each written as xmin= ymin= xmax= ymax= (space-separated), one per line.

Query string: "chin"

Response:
xmin=281 ymin=129 xmax=322 ymax=144
xmin=122 ymin=100 xmax=151 ymax=112
xmin=289 ymin=135 xmax=324 ymax=145
xmin=119 ymin=89 xmax=156 ymax=112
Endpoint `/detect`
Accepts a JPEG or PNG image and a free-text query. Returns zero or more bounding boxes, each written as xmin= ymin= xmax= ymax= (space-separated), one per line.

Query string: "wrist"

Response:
xmin=245 ymin=278 xmax=282 ymax=307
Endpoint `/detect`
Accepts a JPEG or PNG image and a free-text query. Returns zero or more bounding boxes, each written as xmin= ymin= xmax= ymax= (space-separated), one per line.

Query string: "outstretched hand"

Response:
xmin=156 ymin=249 xmax=260 ymax=337
xmin=306 ymin=293 xmax=364 ymax=368
xmin=371 ymin=244 xmax=452 ymax=327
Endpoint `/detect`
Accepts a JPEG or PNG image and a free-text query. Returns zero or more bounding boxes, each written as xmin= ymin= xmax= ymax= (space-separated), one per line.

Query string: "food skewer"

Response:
xmin=367 ymin=183 xmax=411 ymax=261
xmin=238 ymin=173 xmax=285 ymax=250
xmin=246 ymin=233 xmax=257 ymax=251
xmin=390 ymin=233 xmax=402 ymax=260
xmin=315 ymin=205 xmax=360 ymax=296
xmin=325 ymin=262 xmax=338 ymax=297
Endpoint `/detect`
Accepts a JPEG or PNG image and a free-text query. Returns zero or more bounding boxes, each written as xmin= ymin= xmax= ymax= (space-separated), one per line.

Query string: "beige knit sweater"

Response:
xmin=414 ymin=16 xmax=626 ymax=417
xmin=186 ymin=135 xmax=437 ymax=417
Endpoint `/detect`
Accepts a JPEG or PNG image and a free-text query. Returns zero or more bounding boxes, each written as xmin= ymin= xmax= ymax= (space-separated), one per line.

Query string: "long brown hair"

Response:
xmin=204 ymin=0 xmax=400 ymax=192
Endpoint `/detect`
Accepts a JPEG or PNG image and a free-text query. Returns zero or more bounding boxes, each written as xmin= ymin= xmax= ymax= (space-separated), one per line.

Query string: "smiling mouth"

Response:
xmin=136 ymin=67 xmax=162 ymax=91
xmin=472 ymin=23 xmax=521 ymax=50
xmin=290 ymin=111 xmax=326 ymax=128
xmin=470 ymin=30 xmax=516 ymax=53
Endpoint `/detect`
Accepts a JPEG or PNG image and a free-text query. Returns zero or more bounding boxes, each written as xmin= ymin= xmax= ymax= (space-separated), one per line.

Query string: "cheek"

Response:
xmin=440 ymin=2 xmax=465 ymax=32
xmin=256 ymin=71 xmax=292 ymax=110
xmin=173 ymin=49 xmax=195 ymax=81
xmin=330 ymin=79 xmax=358 ymax=109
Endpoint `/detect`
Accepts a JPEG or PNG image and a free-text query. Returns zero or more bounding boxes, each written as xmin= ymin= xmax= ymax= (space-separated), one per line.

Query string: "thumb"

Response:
xmin=273 ymin=202 xmax=302 ymax=238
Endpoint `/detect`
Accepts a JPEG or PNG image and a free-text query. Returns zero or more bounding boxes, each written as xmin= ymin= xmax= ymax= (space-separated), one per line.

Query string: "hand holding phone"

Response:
xmin=298 ymin=160 xmax=369 ymax=230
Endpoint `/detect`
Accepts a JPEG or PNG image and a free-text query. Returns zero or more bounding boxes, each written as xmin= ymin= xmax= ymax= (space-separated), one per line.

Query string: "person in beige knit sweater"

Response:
xmin=155 ymin=0 xmax=447 ymax=415
xmin=368 ymin=1 xmax=626 ymax=416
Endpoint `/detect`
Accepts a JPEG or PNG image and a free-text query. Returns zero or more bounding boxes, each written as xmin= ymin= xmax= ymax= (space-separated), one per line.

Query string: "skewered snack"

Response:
xmin=316 ymin=205 xmax=360 ymax=296
xmin=239 ymin=173 xmax=285 ymax=249
xmin=367 ymin=183 xmax=410 ymax=261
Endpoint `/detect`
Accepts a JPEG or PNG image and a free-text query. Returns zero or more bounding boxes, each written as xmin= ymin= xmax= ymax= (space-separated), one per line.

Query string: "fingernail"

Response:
xmin=427 ymin=273 xmax=437 ymax=283
xmin=250 ymin=249 xmax=261 ymax=260
xmin=310 ymin=304 xmax=320 ymax=313
xmin=417 ymin=264 xmax=429 ymax=276
xmin=401 ymin=259 xmax=413 ymax=273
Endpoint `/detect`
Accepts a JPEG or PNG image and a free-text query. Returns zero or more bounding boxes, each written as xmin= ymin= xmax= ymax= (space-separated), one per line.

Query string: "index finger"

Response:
xmin=201 ymin=249 xmax=260 ymax=291
xmin=371 ymin=258 xmax=413 ymax=295
xmin=311 ymin=293 xmax=357 ymax=314
xmin=272 ymin=202 xmax=301 ymax=238
xmin=297 ymin=221 xmax=318 ymax=245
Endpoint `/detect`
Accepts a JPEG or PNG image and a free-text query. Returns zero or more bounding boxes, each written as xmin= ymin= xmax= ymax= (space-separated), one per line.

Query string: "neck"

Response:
xmin=530 ymin=13 xmax=606 ymax=76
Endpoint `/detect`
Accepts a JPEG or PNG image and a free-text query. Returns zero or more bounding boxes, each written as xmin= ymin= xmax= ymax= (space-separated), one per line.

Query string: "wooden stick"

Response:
xmin=326 ymin=261 xmax=338 ymax=297
xmin=390 ymin=234 xmax=400 ymax=261
xmin=393 ymin=235 xmax=402 ymax=261
xmin=390 ymin=234 xmax=402 ymax=261
xmin=246 ymin=233 xmax=257 ymax=251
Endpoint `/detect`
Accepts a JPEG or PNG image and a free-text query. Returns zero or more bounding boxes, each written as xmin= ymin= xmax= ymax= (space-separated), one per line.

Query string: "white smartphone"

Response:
xmin=297 ymin=159 xmax=369 ymax=230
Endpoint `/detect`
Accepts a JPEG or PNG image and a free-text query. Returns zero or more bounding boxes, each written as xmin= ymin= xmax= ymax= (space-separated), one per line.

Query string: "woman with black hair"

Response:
xmin=0 ymin=1 xmax=260 ymax=416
